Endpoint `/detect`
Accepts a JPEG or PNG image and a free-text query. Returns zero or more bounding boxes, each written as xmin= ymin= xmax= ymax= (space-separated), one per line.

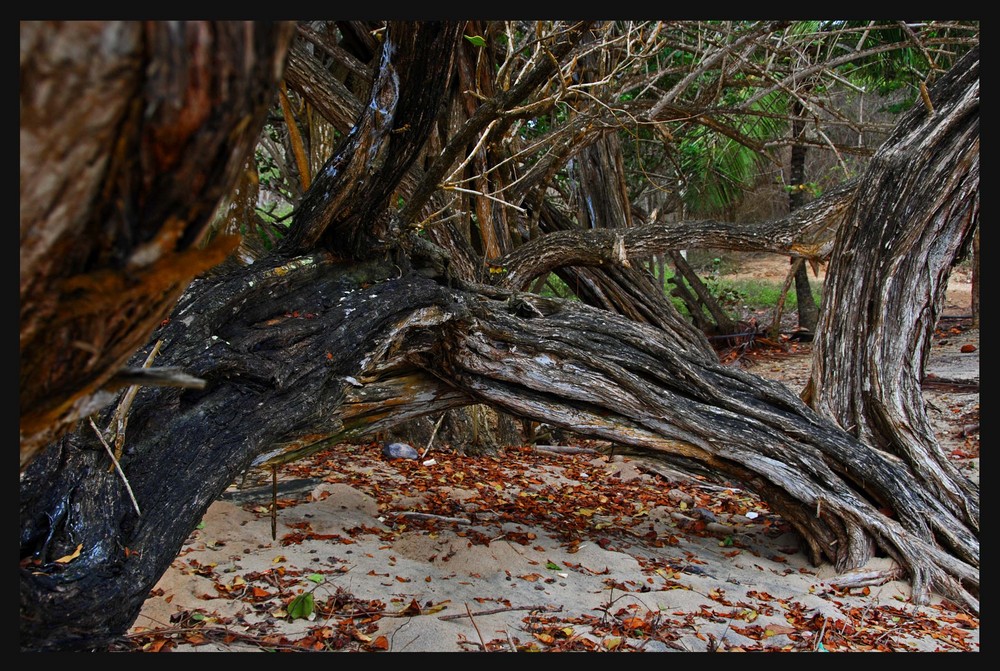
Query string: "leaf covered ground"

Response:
xmin=118 ymin=258 xmax=979 ymax=653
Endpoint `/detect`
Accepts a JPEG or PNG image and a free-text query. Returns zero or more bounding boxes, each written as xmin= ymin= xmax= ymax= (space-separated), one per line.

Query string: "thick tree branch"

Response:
xmin=495 ymin=178 xmax=856 ymax=290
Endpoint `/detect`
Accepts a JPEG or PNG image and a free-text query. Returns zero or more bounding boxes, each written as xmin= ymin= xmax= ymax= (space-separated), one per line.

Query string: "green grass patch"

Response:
xmin=534 ymin=265 xmax=823 ymax=319
xmin=706 ymin=277 xmax=823 ymax=311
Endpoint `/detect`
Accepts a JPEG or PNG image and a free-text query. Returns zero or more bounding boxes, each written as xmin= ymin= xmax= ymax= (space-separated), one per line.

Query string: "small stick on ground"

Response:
xmin=271 ymin=466 xmax=277 ymax=540
xmin=466 ymin=603 xmax=487 ymax=651
xmin=439 ymin=604 xmax=563 ymax=621
xmin=398 ymin=512 xmax=471 ymax=524
xmin=421 ymin=413 xmax=448 ymax=459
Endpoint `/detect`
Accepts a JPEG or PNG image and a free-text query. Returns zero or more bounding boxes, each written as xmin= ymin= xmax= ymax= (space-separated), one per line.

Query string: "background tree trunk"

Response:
xmin=788 ymin=104 xmax=821 ymax=336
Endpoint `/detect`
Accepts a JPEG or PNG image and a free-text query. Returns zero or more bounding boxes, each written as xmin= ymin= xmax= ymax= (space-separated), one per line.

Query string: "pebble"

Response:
xmin=382 ymin=442 xmax=420 ymax=460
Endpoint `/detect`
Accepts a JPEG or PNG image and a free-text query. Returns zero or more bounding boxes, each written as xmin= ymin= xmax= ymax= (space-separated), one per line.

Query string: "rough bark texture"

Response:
xmin=19 ymin=21 xmax=296 ymax=468
xmin=804 ymin=46 xmax=980 ymax=532
xmin=19 ymin=23 xmax=979 ymax=651
xmin=279 ymin=22 xmax=464 ymax=258
xmin=21 ymin=257 xmax=978 ymax=650
xmin=498 ymin=179 xmax=856 ymax=292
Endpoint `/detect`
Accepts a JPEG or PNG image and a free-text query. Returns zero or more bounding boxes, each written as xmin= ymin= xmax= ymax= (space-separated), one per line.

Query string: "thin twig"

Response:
xmin=271 ymin=465 xmax=278 ymax=541
xmin=439 ymin=604 xmax=563 ymax=621
xmin=89 ymin=418 xmax=141 ymax=516
xmin=814 ymin=616 xmax=828 ymax=651
xmin=441 ymin=185 xmax=527 ymax=213
xmin=466 ymin=603 xmax=487 ymax=651
xmin=398 ymin=512 xmax=471 ymax=524
xmin=106 ymin=339 xmax=163 ymax=470
xmin=421 ymin=413 xmax=447 ymax=459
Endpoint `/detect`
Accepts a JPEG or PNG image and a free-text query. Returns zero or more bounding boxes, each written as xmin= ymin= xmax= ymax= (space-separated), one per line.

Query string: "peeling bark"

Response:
xmin=19 ymin=21 xmax=296 ymax=468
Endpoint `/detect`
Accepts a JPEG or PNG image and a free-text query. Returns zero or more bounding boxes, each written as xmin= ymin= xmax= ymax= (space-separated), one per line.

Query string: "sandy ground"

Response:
xmin=123 ymin=256 xmax=979 ymax=653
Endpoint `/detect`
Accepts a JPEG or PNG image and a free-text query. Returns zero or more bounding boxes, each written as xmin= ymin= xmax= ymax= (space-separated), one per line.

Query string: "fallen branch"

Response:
xmin=397 ymin=512 xmax=471 ymax=524
xmin=922 ymin=374 xmax=979 ymax=392
xmin=532 ymin=444 xmax=599 ymax=455
xmin=438 ymin=604 xmax=564 ymax=621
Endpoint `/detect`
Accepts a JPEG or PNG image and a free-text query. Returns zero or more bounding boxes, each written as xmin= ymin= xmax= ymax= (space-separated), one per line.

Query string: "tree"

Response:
xmin=19 ymin=21 xmax=978 ymax=651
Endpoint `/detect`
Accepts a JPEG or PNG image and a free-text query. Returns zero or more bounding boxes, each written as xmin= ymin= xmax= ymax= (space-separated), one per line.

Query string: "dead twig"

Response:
xmin=421 ymin=413 xmax=447 ymax=459
xmin=398 ymin=512 xmax=471 ymax=524
xmin=106 ymin=339 xmax=163 ymax=470
xmin=438 ymin=604 xmax=563 ymax=621
xmin=466 ymin=603 xmax=487 ymax=651
xmin=814 ymin=616 xmax=828 ymax=651
xmin=271 ymin=465 xmax=277 ymax=540
xmin=89 ymin=417 xmax=141 ymax=516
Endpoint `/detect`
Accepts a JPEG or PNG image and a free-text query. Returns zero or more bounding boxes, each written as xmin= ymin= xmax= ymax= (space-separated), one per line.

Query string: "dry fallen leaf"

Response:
xmin=54 ymin=544 xmax=83 ymax=564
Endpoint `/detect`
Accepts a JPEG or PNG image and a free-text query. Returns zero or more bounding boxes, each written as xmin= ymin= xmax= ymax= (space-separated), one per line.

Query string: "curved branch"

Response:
xmin=496 ymin=178 xmax=856 ymax=290
xmin=280 ymin=21 xmax=464 ymax=257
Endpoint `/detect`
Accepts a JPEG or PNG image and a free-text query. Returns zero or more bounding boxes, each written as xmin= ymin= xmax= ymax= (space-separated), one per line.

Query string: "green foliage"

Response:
xmin=537 ymin=273 xmax=577 ymax=300
xmin=286 ymin=592 xmax=314 ymax=620
xmin=705 ymin=277 xmax=823 ymax=312
xmin=464 ymin=35 xmax=487 ymax=47
xmin=677 ymin=124 xmax=773 ymax=217
xmin=783 ymin=182 xmax=823 ymax=198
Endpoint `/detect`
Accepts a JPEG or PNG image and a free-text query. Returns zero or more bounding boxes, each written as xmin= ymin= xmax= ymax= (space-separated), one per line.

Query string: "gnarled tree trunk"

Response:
xmin=19 ymin=21 xmax=296 ymax=469
xmin=20 ymin=23 xmax=978 ymax=651
xmin=803 ymin=48 xmax=979 ymax=530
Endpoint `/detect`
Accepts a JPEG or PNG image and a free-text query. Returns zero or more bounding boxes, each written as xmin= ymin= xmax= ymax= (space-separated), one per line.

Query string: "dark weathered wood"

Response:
xmin=280 ymin=21 xmax=465 ymax=257
xmin=19 ymin=23 xmax=979 ymax=652
xmin=20 ymin=261 xmax=979 ymax=650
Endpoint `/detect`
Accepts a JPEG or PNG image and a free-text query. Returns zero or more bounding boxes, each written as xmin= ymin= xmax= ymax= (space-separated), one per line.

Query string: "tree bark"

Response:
xmin=19 ymin=24 xmax=979 ymax=651
xmin=788 ymin=104 xmax=821 ymax=334
xmin=19 ymin=21 xmax=296 ymax=469
xmin=21 ymin=253 xmax=978 ymax=650
xmin=803 ymin=47 xmax=979 ymax=530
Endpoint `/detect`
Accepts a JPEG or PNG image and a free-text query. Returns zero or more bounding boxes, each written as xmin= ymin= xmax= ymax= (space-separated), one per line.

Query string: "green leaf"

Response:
xmin=196 ymin=521 xmax=205 ymax=530
xmin=464 ymin=35 xmax=487 ymax=47
xmin=307 ymin=573 xmax=325 ymax=584
xmin=546 ymin=561 xmax=561 ymax=570
xmin=287 ymin=592 xmax=315 ymax=620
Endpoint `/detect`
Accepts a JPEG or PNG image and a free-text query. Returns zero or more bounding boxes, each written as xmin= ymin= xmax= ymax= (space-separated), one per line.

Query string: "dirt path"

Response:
xmin=121 ymin=255 xmax=979 ymax=653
